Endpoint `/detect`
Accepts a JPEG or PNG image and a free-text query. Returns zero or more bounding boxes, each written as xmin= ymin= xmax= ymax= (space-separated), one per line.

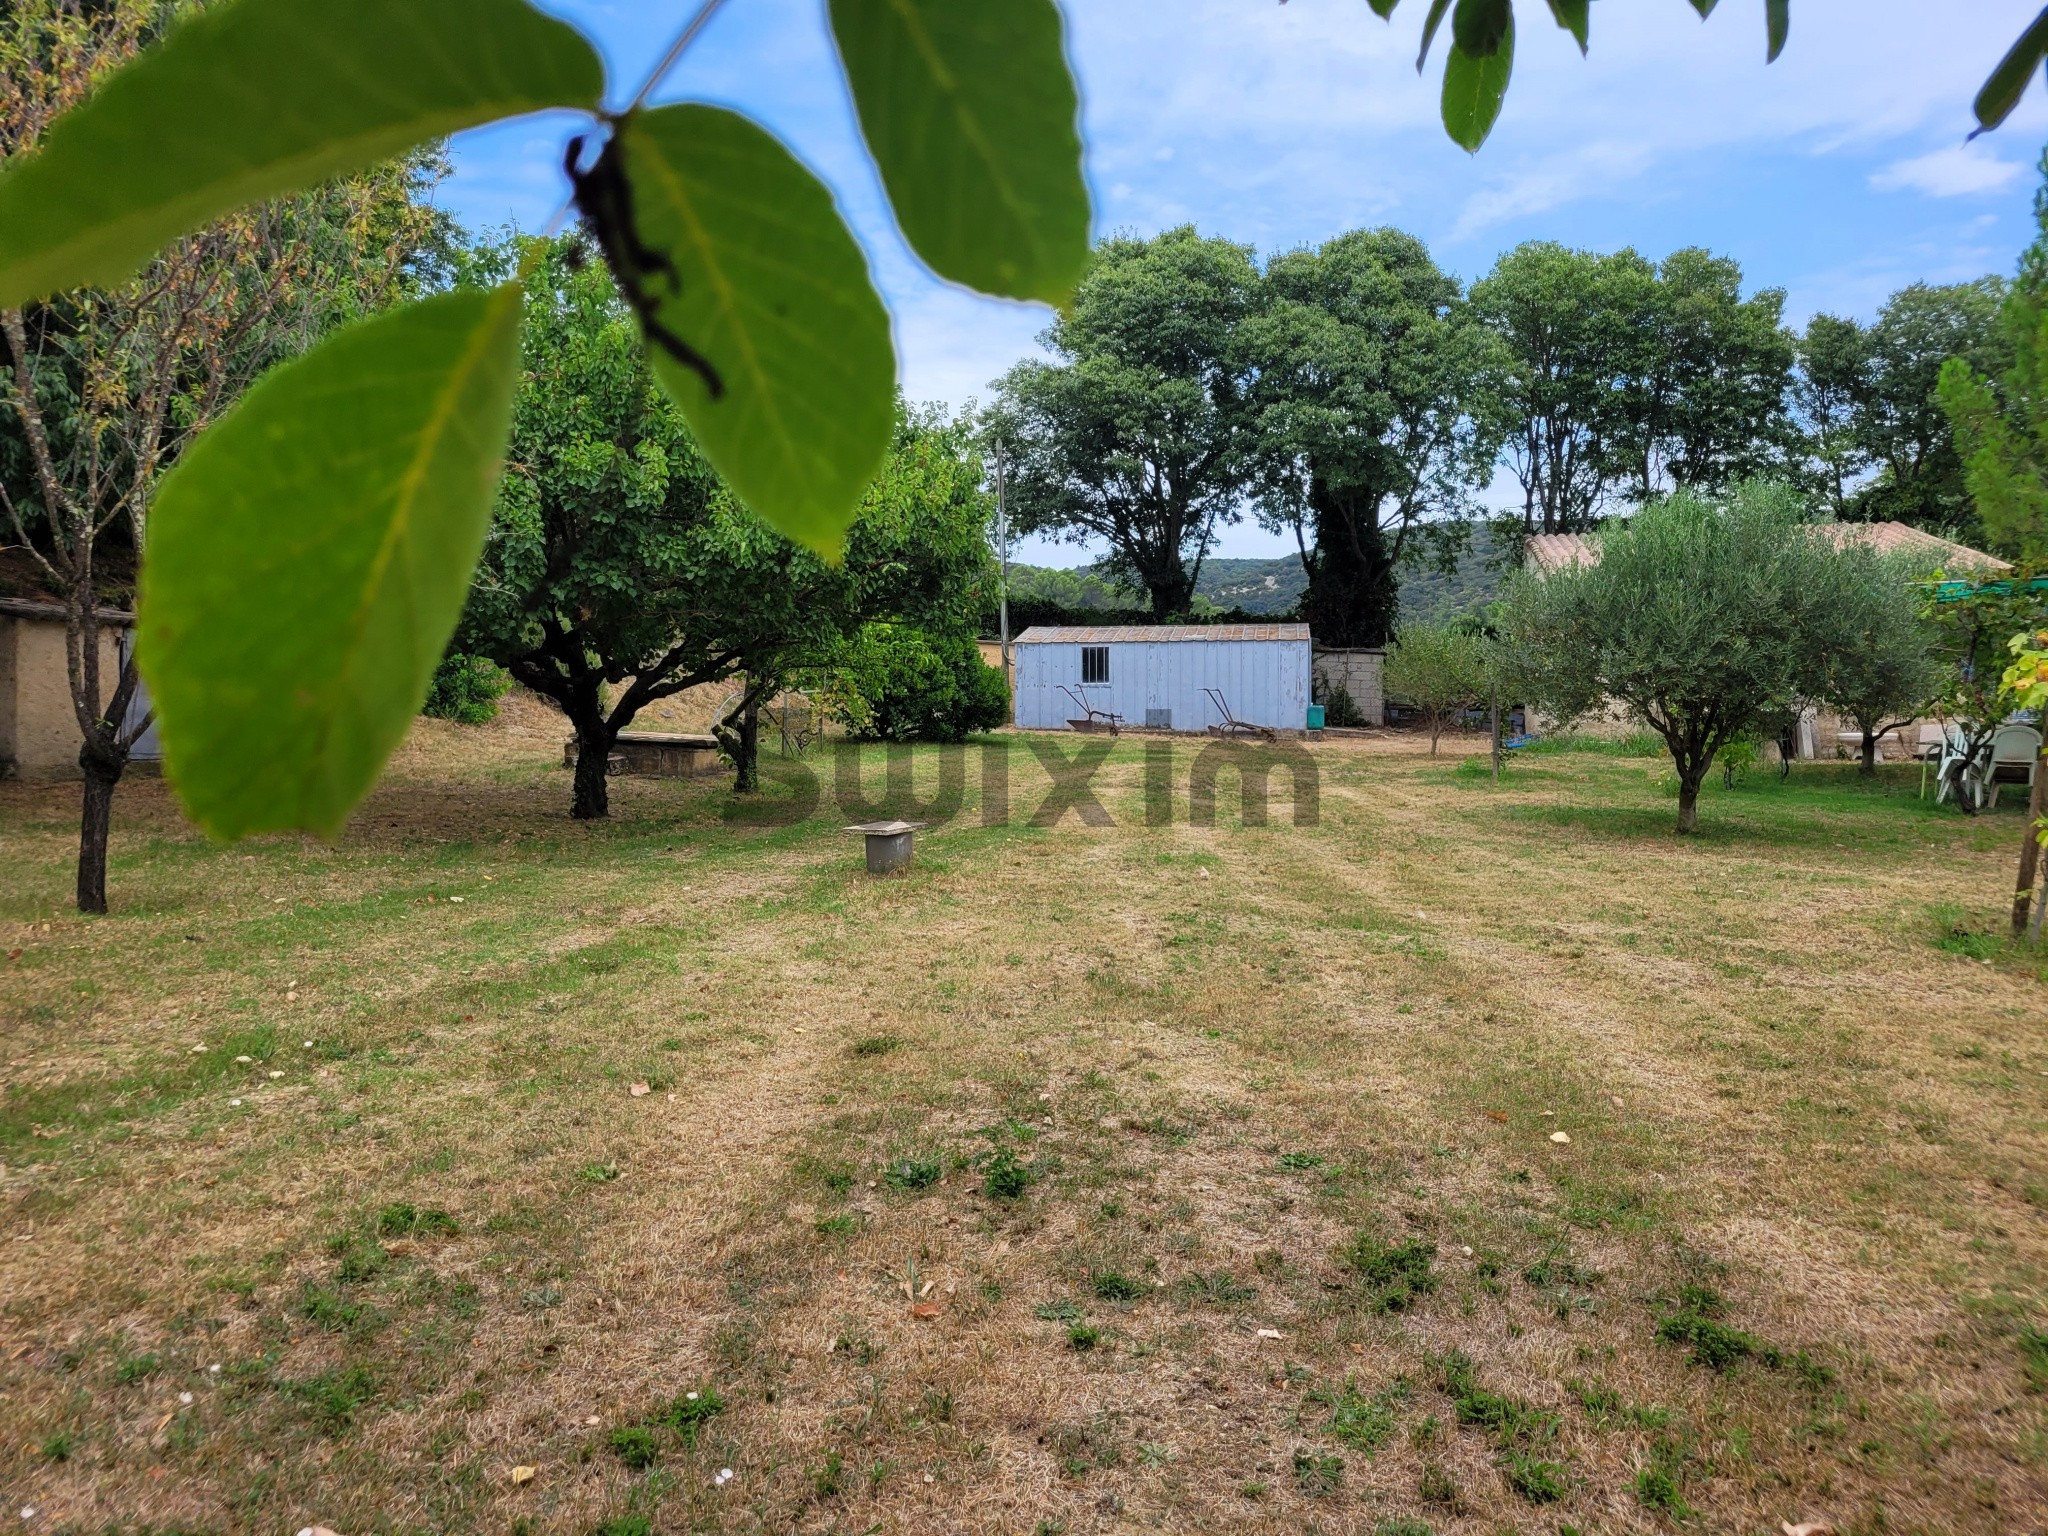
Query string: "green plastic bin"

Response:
xmin=1306 ymin=704 xmax=1326 ymax=730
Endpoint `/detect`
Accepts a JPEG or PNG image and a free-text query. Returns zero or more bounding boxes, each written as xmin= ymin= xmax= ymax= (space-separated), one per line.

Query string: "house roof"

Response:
xmin=1523 ymin=521 xmax=2009 ymax=575
xmin=1014 ymin=623 xmax=1311 ymax=644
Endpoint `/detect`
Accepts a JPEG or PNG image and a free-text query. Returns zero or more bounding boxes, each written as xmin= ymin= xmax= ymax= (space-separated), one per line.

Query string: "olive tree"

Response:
xmin=1496 ymin=482 xmax=1834 ymax=834
xmin=1813 ymin=543 xmax=1944 ymax=775
xmin=1383 ymin=621 xmax=1490 ymax=755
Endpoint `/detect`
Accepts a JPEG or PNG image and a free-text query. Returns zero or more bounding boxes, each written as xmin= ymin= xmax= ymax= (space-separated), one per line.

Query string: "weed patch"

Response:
xmin=1292 ymin=1447 xmax=1343 ymax=1497
xmin=1502 ymin=1450 xmax=1568 ymax=1502
xmin=983 ymin=1148 xmax=1036 ymax=1200
xmin=883 ymin=1153 xmax=943 ymax=1191
xmin=2020 ymin=1326 xmax=2048 ymax=1391
xmin=280 ymin=1364 xmax=376 ymax=1430
xmin=607 ymin=1425 xmax=660 ymax=1470
xmin=375 ymin=1202 xmax=459 ymax=1238
xmin=1090 ymin=1269 xmax=1146 ymax=1302
xmin=1323 ymin=1378 xmax=1408 ymax=1453
xmin=1346 ymin=1232 xmax=1437 ymax=1313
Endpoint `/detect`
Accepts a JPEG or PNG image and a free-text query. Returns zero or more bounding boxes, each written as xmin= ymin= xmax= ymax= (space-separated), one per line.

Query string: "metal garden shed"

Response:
xmin=1012 ymin=624 xmax=1312 ymax=734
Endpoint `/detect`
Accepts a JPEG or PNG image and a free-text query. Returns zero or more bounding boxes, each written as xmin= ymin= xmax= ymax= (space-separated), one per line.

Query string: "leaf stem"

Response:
xmin=626 ymin=0 xmax=733 ymax=114
xmin=544 ymin=0 xmax=733 ymax=236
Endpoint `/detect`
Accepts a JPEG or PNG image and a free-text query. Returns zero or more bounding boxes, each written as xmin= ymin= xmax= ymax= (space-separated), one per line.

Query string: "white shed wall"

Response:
xmin=1014 ymin=640 xmax=1311 ymax=732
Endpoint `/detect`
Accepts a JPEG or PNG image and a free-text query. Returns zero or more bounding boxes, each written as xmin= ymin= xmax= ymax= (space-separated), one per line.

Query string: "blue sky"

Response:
xmin=442 ymin=0 xmax=2048 ymax=564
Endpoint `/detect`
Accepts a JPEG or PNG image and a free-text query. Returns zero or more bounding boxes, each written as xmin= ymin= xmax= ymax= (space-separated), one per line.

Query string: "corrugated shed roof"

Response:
xmin=1522 ymin=522 xmax=2008 ymax=575
xmin=1014 ymin=623 xmax=1312 ymax=644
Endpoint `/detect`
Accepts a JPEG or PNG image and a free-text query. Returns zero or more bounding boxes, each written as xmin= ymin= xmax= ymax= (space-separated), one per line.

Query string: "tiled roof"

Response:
xmin=1522 ymin=522 xmax=2008 ymax=574
xmin=1817 ymin=521 xmax=2010 ymax=570
xmin=1523 ymin=533 xmax=1600 ymax=573
xmin=1014 ymin=624 xmax=1312 ymax=644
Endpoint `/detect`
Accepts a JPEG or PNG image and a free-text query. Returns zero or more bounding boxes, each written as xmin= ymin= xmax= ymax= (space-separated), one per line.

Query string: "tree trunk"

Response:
xmin=1144 ymin=569 xmax=1196 ymax=621
xmin=713 ymin=677 xmax=772 ymax=794
xmin=2011 ymin=747 xmax=2048 ymax=937
xmin=76 ymin=736 xmax=127 ymax=915
xmin=1675 ymin=758 xmax=1707 ymax=836
xmin=732 ymin=695 xmax=761 ymax=794
xmin=1301 ymin=480 xmax=1397 ymax=648
xmin=1428 ymin=723 xmax=1441 ymax=756
xmin=570 ymin=716 xmax=614 ymax=820
xmin=1859 ymin=729 xmax=1879 ymax=777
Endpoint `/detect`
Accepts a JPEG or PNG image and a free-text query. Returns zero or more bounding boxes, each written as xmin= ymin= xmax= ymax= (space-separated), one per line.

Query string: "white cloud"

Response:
xmin=1871 ymin=144 xmax=2027 ymax=197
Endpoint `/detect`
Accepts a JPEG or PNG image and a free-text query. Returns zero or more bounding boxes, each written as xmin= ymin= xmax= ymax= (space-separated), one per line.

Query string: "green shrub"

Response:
xmin=1319 ymin=678 xmax=1367 ymax=727
xmin=831 ymin=624 xmax=1008 ymax=742
xmin=376 ymin=1202 xmax=459 ymax=1238
xmin=1066 ymin=1321 xmax=1100 ymax=1350
xmin=1418 ymin=1461 xmax=1459 ymax=1506
xmin=422 ymin=651 xmax=510 ymax=724
xmin=281 ymin=1364 xmax=376 ymax=1429
xmin=1653 ymin=1285 xmax=1775 ymax=1371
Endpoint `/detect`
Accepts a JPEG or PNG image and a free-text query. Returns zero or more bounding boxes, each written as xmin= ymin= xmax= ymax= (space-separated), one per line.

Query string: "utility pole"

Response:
xmin=995 ymin=437 xmax=1012 ymax=717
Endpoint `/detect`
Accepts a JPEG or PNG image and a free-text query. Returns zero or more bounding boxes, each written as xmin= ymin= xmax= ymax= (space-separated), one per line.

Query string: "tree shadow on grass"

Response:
xmin=1497 ymin=766 xmax=2021 ymax=852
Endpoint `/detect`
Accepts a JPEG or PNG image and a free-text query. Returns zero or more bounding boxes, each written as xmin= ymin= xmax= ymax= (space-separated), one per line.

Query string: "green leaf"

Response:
xmin=1451 ymin=0 xmax=1511 ymax=57
xmin=1974 ymin=7 xmax=2048 ymax=134
xmin=137 ymin=287 xmax=524 ymax=840
xmin=828 ymin=0 xmax=1089 ymax=305
xmin=611 ymin=104 xmax=896 ymax=557
xmin=1765 ymin=0 xmax=1789 ymax=62
xmin=1687 ymin=0 xmax=1720 ymax=16
xmin=1545 ymin=0 xmax=1589 ymax=52
xmin=1442 ymin=12 xmax=1515 ymax=152
xmin=1366 ymin=0 xmax=1401 ymax=16
xmin=1416 ymin=0 xmax=1453 ymax=70
xmin=0 ymin=0 xmax=603 ymax=309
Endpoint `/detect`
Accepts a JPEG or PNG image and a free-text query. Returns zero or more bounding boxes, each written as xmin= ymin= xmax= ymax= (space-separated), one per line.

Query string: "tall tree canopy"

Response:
xmin=1607 ymin=247 xmax=1794 ymax=501
xmin=992 ymin=226 xmax=1258 ymax=619
xmin=1791 ymin=311 xmax=1873 ymax=519
xmin=459 ymin=238 xmax=994 ymax=818
xmin=1468 ymin=242 xmax=1637 ymax=536
xmin=1795 ymin=281 xmax=2008 ymax=535
xmin=1939 ymin=162 xmax=2048 ymax=564
xmin=1471 ymin=242 xmax=1794 ymax=540
xmin=1238 ymin=228 xmax=1498 ymax=647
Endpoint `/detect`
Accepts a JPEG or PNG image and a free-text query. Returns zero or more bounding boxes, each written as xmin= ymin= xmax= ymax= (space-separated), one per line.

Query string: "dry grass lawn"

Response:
xmin=4 ymin=700 xmax=2048 ymax=1536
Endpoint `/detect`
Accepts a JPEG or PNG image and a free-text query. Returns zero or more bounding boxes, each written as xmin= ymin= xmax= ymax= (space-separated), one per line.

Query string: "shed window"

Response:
xmin=1081 ymin=646 xmax=1110 ymax=684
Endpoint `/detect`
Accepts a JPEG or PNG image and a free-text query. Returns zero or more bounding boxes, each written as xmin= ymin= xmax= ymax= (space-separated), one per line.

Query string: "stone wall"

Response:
xmin=1312 ymin=647 xmax=1385 ymax=726
xmin=0 ymin=610 xmax=124 ymax=781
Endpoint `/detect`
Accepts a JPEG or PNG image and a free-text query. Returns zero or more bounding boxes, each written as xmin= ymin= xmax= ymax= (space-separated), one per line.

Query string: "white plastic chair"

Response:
xmin=1984 ymin=723 xmax=2043 ymax=810
xmin=1931 ymin=723 xmax=1974 ymax=805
